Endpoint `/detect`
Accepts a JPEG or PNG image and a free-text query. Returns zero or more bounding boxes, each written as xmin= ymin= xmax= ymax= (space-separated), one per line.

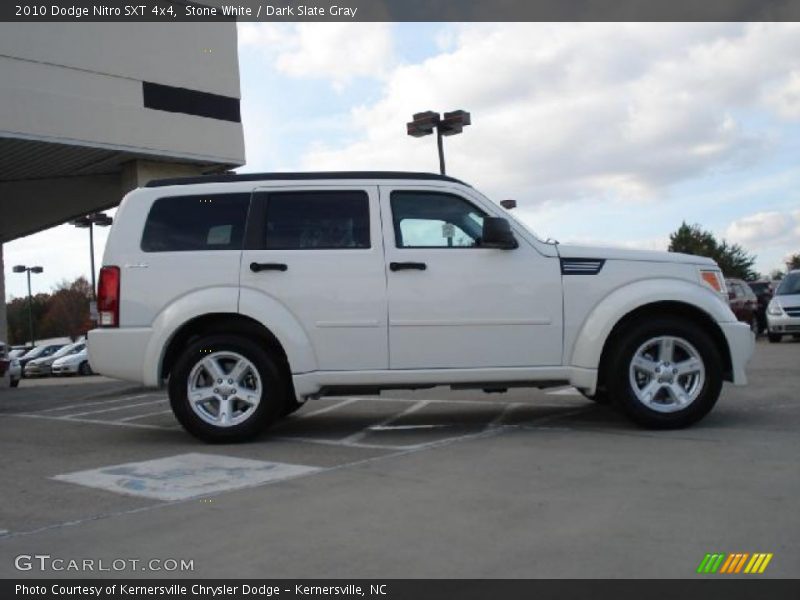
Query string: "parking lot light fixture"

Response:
xmin=406 ymin=110 xmax=471 ymax=175
xmin=12 ymin=264 xmax=44 ymax=346
xmin=70 ymin=212 xmax=113 ymax=300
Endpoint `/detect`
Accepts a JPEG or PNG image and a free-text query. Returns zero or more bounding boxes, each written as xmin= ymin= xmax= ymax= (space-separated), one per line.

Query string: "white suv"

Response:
xmin=88 ymin=172 xmax=754 ymax=442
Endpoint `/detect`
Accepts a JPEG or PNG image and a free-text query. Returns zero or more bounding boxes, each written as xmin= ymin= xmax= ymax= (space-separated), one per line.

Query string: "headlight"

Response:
xmin=767 ymin=300 xmax=784 ymax=316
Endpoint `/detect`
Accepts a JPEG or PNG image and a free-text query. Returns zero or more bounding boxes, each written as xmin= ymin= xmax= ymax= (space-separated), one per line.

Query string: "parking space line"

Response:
xmin=271 ymin=436 xmax=412 ymax=451
xmin=34 ymin=393 xmax=163 ymax=414
xmin=297 ymin=397 xmax=360 ymax=418
xmin=118 ymin=409 xmax=173 ymax=423
xmin=65 ymin=399 xmax=167 ymax=418
xmin=485 ymin=402 xmax=522 ymax=429
xmin=9 ymin=413 xmax=178 ymax=431
xmin=340 ymin=400 xmax=430 ymax=444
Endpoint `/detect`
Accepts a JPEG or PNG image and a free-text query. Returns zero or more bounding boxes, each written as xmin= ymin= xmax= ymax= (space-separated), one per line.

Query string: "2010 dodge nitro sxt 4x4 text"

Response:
xmin=88 ymin=172 xmax=754 ymax=442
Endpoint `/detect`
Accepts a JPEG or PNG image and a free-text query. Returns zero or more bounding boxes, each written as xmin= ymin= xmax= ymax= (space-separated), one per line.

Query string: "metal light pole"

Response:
xmin=70 ymin=212 xmax=113 ymax=299
xmin=12 ymin=265 xmax=44 ymax=346
xmin=407 ymin=110 xmax=471 ymax=175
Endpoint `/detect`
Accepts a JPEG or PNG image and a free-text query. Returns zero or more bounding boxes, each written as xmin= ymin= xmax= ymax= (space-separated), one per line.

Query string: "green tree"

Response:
xmin=40 ymin=277 xmax=93 ymax=341
xmin=668 ymin=222 xmax=757 ymax=280
xmin=4 ymin=276 xmax=92 ymax=344
xmin=786 ymin=253 xmax=800 ymax=271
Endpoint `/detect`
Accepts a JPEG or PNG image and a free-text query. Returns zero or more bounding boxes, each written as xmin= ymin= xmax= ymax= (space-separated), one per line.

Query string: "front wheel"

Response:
xmin=606 ymin=317 xmax=723 ymax=429
xmin=768 ymin=333 xmax=782 ymax=343
xmin=169 ymin=335 xmax=287 ymax=443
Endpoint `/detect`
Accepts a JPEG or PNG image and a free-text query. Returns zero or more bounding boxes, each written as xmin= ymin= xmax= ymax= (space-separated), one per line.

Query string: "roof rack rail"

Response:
xmin=145 ymin=171 xmax=471 ymax=188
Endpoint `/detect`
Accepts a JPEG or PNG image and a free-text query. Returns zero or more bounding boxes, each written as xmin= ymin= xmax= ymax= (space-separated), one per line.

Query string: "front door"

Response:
xmin=381 ymin=186 xmax=563 ymax=369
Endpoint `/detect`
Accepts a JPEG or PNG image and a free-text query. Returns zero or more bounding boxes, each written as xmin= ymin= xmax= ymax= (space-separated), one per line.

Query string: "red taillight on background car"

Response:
xmin=97 ymin=266 xmax=120 ymax=327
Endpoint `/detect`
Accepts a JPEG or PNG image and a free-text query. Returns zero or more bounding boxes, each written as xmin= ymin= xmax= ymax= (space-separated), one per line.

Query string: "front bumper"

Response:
xmin=24 ymin=364 xmax=51 ymax=377
xmin=767 ymin=312 xmax=800 ymax=334
xmin=51 ymin=362 xmax=80 ymax=375
xmin=719 ymin=320 xmax=754 ymax=385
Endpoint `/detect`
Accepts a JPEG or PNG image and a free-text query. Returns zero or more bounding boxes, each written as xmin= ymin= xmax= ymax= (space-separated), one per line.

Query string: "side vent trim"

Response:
xmin=560 ymin=258 xmax=606 ymax=276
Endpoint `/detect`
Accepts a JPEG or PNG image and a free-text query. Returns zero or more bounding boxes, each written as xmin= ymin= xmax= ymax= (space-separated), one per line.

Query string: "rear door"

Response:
xmin=381 ymin=185 xmax=563 ymax=370
xmin=240 ymin=186 xmax=388 ymax=371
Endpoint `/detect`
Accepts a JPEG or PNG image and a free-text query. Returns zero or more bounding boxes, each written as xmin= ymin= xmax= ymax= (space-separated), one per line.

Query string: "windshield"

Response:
xmin=22 ymin=346 xmax=45 ymax=359
xmin=776 ymin=273 xmax=800 ymax=296
xmin=51 ymin=343 xmax=81 ymax=359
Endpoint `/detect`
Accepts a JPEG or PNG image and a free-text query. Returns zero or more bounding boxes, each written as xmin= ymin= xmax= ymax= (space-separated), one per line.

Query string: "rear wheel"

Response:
xmin=10 ymin=378 xmax=19 ymax=388
xmin=169 ymin=335 xmax=287 ymax=443
xmin=768 ymin=333 xmax=782 ymax=343
xmin=78 ymin=361 xmax=92 ymax=376
xmin=606 ymin=317 xmax=723 ymax=429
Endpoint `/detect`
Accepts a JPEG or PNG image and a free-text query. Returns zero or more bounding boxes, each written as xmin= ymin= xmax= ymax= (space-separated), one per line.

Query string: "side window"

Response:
xmin=141 ymin=193 xmax=250 ymax=252
xmin=264 ymin=191 xmax=370 ymax=250
xmin=390 ymin=191 xmax=486 ymax=248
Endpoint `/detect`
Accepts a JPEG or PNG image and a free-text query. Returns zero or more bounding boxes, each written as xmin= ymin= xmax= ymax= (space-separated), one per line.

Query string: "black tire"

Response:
xmin=579 ymin=388 xmax=611 ymax=404
xmin=605 ymin=317 xmax=723 ymax=429
xmin=168 ymin=335 xmax=287 ymax=443
xmin=282 ymin=397 xmax=305 ymax=417
xmin=78 ymin=361 xmax=92 ymax=376
xmin=10 ymin=379 xmax=19 ymax=388
xmin=768 ymin=333 xmax=782 ymax=343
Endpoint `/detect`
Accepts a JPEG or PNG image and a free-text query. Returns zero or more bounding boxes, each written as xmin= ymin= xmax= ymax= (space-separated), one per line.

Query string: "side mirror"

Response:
xmin=481 ymin=217 xmax=518 ymax=250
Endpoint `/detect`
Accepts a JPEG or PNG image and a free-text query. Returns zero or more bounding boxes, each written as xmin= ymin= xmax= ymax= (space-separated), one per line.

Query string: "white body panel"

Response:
xmin=88 ymin=175 xmax=753 ymax=402
xmin=380 ymin=184 xmax=562 ymax=369
xmin=240 ymin=185 xmax=388 ymax=372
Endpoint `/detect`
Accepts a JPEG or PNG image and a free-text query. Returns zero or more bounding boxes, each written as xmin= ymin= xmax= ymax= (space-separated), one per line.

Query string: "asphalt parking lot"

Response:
xmin=0 ymin=338 xmax=797 ymax=579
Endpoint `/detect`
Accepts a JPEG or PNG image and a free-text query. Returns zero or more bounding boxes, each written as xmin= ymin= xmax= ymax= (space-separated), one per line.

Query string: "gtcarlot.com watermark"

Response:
xmin=14 ymin=554 xmax=194 ymax=573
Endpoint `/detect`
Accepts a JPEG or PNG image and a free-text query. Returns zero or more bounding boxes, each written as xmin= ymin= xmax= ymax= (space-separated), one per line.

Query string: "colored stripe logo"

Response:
xmin=697 ymin=553 xmax=773 ymax=574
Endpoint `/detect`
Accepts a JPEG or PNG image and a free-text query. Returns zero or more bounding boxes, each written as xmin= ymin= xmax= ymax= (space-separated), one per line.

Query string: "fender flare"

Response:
xmin=143 ymin=286 xmax=318 ymax=386
xmin=569 ymin=278 xmax=735 ymax=370
xmin=237 ymin=286 xmax=317 ymax=374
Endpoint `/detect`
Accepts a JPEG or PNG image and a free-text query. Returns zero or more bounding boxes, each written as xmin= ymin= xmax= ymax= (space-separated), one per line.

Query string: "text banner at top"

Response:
xmin=4 ymin=0 xmax=800 ymax=22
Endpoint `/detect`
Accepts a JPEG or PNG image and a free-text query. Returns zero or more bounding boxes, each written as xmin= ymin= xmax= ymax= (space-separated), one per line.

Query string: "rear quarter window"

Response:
xmin=141 ymin=193 xmax=250 ymax=252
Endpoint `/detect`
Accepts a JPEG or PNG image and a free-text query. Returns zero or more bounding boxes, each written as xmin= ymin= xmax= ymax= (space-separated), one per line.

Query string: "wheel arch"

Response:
xmin=160 ymin=313 xmax=293 ymax=389
xmin=594 ymin=301 xmax=734 ymax=393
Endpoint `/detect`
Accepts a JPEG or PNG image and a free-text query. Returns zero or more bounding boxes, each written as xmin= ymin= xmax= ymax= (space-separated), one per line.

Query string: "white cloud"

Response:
xmin=764 ymin=71 xmax=800 ymax=119
xmin=296 ymin=23 xmax=800 ymax=204
xmin=725 ymin=211 xmax=795 ymax=245
xmin=239 ymin=23 xmax=393 ymax=88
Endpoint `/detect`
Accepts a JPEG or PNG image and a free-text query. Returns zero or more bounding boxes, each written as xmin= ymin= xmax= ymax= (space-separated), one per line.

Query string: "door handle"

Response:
xmin=250 ymin=262 xmax=288 ymax=273
xmin=390 ymin=262 xmax=427 ymax=272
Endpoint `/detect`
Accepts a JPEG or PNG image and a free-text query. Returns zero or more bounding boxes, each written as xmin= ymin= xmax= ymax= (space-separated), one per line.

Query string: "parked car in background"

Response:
xmin=725 ymin=278 xmax=759 ymax=334
xmin=51 ymin=343 xmax=93 ymax=376
xmin=748 ymin=280 xmax=775 ymax=334
xmin=17 ymin=344 xmax=65 ymax=375
xmin=8 ymin=346 xmax=33 ymax=360
xmin=767 ymin=270 xmax=800 ymax=343
xmin=23 ymin=343 xmax=79 ymax=378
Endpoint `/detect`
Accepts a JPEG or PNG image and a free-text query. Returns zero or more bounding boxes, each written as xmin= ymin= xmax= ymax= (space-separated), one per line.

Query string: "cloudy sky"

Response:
xmin=4 ymin=22 xmax=800 ymax=300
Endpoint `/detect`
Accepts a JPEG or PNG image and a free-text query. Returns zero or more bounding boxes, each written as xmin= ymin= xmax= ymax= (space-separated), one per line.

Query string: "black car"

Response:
xmin=748 ymin=280 xmax=774 ymax=334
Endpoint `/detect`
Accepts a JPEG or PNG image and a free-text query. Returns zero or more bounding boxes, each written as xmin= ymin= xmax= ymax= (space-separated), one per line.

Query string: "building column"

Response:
xmin=0 ymin=243 xmax=7 ymax=344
